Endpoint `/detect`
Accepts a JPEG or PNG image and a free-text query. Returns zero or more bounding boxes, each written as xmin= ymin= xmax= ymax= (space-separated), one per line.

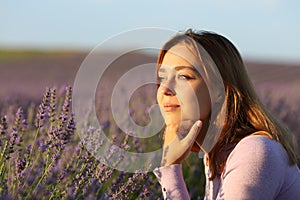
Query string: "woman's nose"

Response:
xmin=160 ymin=82 xmax=176 ymax=96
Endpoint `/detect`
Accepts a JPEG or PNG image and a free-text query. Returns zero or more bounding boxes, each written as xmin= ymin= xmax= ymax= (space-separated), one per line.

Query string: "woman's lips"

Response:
xmin=163 ymin=104 xmax=180 ymax=112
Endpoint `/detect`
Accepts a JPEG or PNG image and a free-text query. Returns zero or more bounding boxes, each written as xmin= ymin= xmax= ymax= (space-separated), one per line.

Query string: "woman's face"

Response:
xmin=157 ymin=50 xmax=211 ymax=128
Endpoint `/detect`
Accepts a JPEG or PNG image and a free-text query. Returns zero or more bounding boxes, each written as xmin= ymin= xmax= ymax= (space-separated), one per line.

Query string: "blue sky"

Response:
xmin=0 ymin=0 xmax=299 ymax=63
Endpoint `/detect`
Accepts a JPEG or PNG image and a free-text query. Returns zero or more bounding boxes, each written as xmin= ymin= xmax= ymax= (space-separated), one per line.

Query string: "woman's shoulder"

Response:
xmin=236 ymin=131 xmax=284 ymax=151
xmin=226 ymin=132 xmax=290 ymax=168
xmin=221 ymin=133 xmax=300 ymax=199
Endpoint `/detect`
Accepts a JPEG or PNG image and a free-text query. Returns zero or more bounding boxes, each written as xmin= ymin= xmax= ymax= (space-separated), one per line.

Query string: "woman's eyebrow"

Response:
xmin=174 ymin=66 xmax=196 ymax=71
xmin=158 ymin=66 xmax=200 ymax=75
xmin=174 ymin=66 xmax=200 ymax=76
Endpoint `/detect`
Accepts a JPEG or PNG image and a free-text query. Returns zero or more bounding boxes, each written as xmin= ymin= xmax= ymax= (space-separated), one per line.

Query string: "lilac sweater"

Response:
xmin=154 ymin=135 xmax=300 ymax=199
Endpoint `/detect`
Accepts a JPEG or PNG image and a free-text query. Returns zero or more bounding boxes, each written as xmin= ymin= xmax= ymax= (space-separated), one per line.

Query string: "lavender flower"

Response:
xmin=48 ymin=87 xmax=57 ymax=123
xmin=62 ymin=86 xmax=72 ymax=114
xmin=0 ymin=116 xmax=8 ymax=146
xmin=0 ymin=116 xmax=8 ymax=134
xmin=35 ymin=87 xmax=51 ymax=128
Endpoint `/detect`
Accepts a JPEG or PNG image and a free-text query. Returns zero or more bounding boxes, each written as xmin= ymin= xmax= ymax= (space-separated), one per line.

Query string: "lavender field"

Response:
xmin=0 ymin=50 xmax=299 ymax=199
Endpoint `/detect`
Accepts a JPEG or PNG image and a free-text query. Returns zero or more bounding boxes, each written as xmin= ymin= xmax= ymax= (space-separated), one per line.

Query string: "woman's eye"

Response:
xmin=178 ymin=74 xmax=192 ymax=80
xmin=157 ymin=76 xmax=166 ymax=82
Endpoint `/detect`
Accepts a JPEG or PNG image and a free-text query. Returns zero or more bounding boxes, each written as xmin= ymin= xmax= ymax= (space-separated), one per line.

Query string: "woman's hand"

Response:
xmin=161 ymin=120 xmax=202 ymax=166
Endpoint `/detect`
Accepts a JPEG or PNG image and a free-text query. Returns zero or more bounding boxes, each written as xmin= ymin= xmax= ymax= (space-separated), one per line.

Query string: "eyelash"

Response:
xmin=157 ymin=76 xmax=166 ymax=83
xmin=157 ymin=74 xmax=193 ymax=82
xmin=178 ymin=74 xmax=193 ymax=80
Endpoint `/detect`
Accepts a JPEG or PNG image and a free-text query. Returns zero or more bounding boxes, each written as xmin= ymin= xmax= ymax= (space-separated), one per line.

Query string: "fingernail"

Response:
xmin=196 ymin=120 xmax=202 ymax=127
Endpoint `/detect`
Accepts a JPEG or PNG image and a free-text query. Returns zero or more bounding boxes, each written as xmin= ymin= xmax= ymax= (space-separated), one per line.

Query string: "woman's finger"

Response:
xmin=161 ymin=120 xmax=202 ymax=166
xmin=181 ymin=120 xmax=202 ymax=147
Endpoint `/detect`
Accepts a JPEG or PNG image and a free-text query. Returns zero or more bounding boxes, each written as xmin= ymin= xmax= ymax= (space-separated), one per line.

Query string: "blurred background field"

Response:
xmin=1 ymin=49 xmax=299 ymax=101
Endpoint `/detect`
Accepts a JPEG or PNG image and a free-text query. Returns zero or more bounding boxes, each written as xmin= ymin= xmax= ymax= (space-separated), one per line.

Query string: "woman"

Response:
xmin=153 ymin=29 xmax=300 ymax=199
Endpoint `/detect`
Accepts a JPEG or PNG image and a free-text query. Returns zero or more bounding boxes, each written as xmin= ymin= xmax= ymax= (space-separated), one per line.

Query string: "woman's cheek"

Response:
xmin=177 ymin=89 xmax=200 ymax=121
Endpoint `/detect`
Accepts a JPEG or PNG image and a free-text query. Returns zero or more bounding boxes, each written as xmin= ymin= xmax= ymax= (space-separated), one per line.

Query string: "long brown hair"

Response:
xmin=157 ymin=29 xmax=298 ymax=180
